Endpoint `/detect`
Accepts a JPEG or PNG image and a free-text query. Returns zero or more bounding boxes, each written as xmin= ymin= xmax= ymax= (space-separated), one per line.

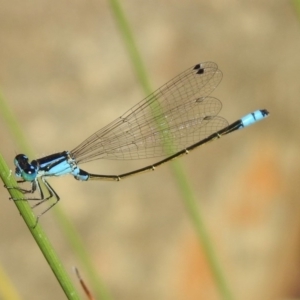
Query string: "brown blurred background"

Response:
xmin=0 ymin=1 xmax=300 ymax=300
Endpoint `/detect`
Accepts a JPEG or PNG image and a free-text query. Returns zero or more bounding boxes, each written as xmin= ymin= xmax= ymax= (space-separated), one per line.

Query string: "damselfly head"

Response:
xmin=14 ymin=154 xmax=38 ymax=181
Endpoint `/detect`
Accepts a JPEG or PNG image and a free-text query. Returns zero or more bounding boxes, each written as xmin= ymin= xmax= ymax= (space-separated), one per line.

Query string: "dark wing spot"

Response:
xmin=196 ymin=68 xmax=204 ymax=75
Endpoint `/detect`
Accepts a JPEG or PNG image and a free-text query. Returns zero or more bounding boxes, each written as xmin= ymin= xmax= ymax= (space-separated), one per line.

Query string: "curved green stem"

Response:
xmin=0 ymin=154 xmax=80 ymax=300
xmin=109 ymin=1 xmax=234 ymax=299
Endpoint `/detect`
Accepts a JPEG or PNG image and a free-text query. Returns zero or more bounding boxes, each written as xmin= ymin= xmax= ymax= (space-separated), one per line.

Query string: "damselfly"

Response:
xmin=8 ymin=62 xmax=269 ymax=223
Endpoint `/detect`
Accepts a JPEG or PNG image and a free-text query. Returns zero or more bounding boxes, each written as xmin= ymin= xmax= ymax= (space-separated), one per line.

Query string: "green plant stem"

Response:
xmin=0 ymin=90 xmax=111 ymax=299
xmin=172 ymin=162 xmax=233 ymax=300
xmin=109 ymin=1 xmax=234 ymax=299
xmin=0 ymin=154 xmax=80 ymax=300
xmin=0 ymin=91 xmax=34 ymax=156
xmin=109 ymin=0 xmax=152 ymax=96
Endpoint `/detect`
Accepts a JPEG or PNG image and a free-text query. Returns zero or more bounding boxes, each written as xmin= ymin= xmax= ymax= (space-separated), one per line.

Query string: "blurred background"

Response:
xmin=0 ymin=1 xmax=300 ymax=299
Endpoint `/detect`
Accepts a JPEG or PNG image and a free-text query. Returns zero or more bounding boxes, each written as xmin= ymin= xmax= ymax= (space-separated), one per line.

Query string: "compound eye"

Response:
xmin=14 ymin=154 xmax=29 ymax=168
xmin=15 ymin=154 xmax=28 ymax=160
xmin=14 ymin=154 xmax=38 ymax=181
